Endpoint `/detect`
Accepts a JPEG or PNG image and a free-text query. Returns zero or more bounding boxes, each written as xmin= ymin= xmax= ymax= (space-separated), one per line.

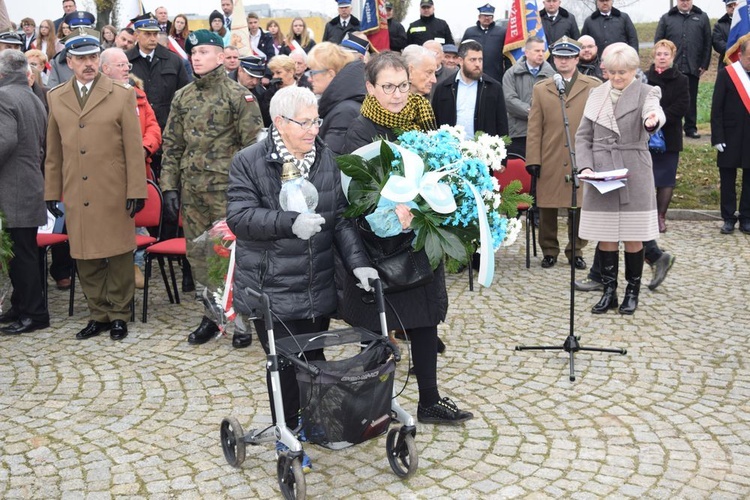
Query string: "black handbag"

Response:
xmin=356 ymin=217 xmax=433 ymax=293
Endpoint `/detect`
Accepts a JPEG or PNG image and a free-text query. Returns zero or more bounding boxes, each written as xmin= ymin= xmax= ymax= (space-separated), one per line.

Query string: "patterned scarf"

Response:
xmin=271 ymin=126 xmax=316 ymax=178
xmin=360 ymin=92 xmax=437 ymax=133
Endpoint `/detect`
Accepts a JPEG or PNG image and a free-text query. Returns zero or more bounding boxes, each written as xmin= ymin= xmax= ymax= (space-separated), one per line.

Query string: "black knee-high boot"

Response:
xmin=592 ymin=250 xmax=618 ymax=314
xmin=619 ymin=250 xmax=644 ymax=315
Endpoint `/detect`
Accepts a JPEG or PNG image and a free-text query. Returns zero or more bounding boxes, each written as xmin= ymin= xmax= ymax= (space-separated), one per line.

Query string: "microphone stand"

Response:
xmin=515 ymin=76 xmax=626 ymax=382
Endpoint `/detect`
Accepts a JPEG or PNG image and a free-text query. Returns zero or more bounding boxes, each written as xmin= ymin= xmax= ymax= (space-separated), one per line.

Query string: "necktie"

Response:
xmin=81 ymin=86 xmax=88 ymax=98
xmin=226 ymin=17 xmax=231 ymax=29
xmin=342 ymin=21 xmax=347 ymax=28
xmin=147 ymin=54 xmax=153 ymax=64
xmin=530 ymin=67 xmax=539 ymax=77
xmin=550 ymin=16 xmax=556 ymax=22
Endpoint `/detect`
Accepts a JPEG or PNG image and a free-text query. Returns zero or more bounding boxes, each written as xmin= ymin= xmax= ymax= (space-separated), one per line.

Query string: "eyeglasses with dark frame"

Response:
xmin=375 ymin=81 xmax=410 ymax=94
xmin=282 ymin=115 xmax=323 ymax=130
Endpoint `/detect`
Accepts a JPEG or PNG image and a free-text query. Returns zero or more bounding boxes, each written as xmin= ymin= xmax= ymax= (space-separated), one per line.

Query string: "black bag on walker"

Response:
xmin=296 ymin=339 xmax=395 ymax=450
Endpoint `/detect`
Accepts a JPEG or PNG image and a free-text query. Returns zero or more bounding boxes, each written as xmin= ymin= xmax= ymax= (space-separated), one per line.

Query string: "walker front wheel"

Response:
xmin=386 ymin=428 xmax=418 ymax=478
xmin=220 ymin=417 xmax=246 ymax=468
xmin=277 ymin=454 xmax=306 ymax=500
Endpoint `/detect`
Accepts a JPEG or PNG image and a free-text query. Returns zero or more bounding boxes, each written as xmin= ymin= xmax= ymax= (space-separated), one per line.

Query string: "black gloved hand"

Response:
xmin=126 ymin=199 xmax=145 ymax=218
xmin=162 ymin=190 xmax=180 ymax=223
xmin=526 ymin=164 xmax=541 ymax=178
xmin=46 ymin=201 xmax=64 ymax=218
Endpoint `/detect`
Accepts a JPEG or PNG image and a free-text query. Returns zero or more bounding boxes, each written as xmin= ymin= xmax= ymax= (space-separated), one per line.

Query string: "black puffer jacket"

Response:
xmin=646 ymin=65 xmax=690 ymax=153
xmin=318 ymin=60 xmax=366 ymax=155
xmin=227 ymin=130 xmax=370 ymax=320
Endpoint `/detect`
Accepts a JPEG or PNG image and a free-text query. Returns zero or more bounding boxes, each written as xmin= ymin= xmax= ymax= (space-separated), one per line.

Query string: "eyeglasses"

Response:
xmin=306 ymin=68 xmax=329 ymax=78
xmin=283 ymin=116 xmax=323 ymax=130
xmin=375 ymin=81 xmax=410 ymax=94
xmin=112 ymin=62 xmax=134 ymax=70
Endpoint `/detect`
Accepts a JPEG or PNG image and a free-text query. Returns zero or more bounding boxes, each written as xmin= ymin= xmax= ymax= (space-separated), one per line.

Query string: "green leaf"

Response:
xmin=336 ymin=155 xmax=382 ymax=185
xmin=378 ymin=140 xmax=396 ymax=180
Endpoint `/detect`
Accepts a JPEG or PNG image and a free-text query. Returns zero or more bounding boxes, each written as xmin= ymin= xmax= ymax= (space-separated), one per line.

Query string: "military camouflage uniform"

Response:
xmin=161 ymin=65 xmax=262 ymax=293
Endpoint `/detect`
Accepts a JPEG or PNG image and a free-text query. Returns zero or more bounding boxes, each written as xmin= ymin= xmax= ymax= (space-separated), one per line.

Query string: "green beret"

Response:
xmin=185 ymin=29 xmax=224 ymax=53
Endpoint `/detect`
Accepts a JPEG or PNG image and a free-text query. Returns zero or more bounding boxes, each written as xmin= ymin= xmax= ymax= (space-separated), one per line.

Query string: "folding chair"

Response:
xmin=493 ymin=153 xmax=537 ymax=269
xmin=142 ymin=212 xmax=186 ymax=323
xmin=130 ymin=180 xmax=163 ymax=320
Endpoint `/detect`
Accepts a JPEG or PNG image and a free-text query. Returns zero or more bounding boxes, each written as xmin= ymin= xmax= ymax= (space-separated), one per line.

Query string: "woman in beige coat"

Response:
xmin=575 ymin=43 xmax=665 ymax=315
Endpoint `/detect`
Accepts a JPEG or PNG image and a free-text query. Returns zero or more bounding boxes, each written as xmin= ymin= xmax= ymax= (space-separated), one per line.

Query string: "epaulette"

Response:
xmin=113 ymin=81 xmax=132 ymax=89
xmin=48 ymin=82 xmax=68 ymax=93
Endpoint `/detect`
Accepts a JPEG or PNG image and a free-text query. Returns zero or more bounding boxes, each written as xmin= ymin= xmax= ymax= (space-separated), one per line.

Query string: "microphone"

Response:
xmin=553 ymin=73 xmax=566 ymax=94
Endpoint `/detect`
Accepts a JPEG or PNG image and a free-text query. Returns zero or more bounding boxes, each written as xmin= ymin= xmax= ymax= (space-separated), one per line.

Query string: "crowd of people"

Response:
xmin=1 ymin=0 xmax=747 ymax=471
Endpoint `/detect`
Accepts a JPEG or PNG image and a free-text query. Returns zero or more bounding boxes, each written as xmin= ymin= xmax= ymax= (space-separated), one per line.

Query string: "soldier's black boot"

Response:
xmin=619 ymin=250 xmax=644 ymax=315
xmin=188 ymin=316 xmax=219 ymax=345
xmin=182 ymin=258 xmax=195 ymax=293
xmin=591 ymin=250 xmax=619 ymax=314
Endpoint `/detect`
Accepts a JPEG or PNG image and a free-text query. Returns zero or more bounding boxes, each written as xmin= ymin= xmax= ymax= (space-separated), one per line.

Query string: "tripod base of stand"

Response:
xmin=516 ymin=335 xmax=627 ymax=381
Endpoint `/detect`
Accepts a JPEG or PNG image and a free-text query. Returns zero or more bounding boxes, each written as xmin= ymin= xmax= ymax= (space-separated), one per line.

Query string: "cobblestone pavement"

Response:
xmin=1 ymin=219 xmax=749 ymax=499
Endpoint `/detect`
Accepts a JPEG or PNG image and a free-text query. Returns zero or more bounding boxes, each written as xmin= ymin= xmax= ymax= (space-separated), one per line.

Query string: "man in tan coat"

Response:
xmin=526 ymin=37 xmax=600 ymax=269
xmin=45 ymin=29 xmax=147 ymax=341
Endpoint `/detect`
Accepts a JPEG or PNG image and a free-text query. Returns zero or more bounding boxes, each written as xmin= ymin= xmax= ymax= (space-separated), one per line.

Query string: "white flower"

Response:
xmin=501 ymin=218 xmax=523 ymax=247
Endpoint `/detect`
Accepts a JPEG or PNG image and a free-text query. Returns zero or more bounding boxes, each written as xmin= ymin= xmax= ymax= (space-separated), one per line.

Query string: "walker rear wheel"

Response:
xmin=220 ymin=417 xmax=246 ymax=468
xmin=277 ymin=454 xmax=306 ymax=500
xmin=386 ymin=428 xmax=418 ymax=478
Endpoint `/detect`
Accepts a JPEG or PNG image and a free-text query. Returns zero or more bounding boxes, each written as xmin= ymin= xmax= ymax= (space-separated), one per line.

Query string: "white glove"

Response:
xmin=291 ymin=213 xmax=325 ymax=240
xmin=713 ymin=143 xmax=726 ymax=153
xmin=353 ymin=267 xmax=379 ymax=292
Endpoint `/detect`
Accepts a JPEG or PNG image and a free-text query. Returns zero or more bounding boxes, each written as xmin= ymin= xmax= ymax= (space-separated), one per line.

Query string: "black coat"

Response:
xmin=581 ymin=7 xmax=639 ymax=55
xmin=462 ymin=22 xmax=508 ymax=83
xmin=279 ymin=36 xmax=316 ymax=55
xmin=254 ymin=29 xmax=276 ymax=61
xmin=406 ymin=14 xmax=454 ymax=46
xmin=388 ymin=18 xmax=407 ymax=52
xmin=578 ymin=57 xmax=604 ymax=81
xmin=338 ymin=116 xmax=448 ymax=331
xmin=646 ymin=65 xmax=689 ymax=153
xmin=712 ymin=14 xmax=731 ymax=70
xmin=226 ymin=131 xmax=370 ymax=320
xmin=322 ymin=15 xmax=361 ymax=44
xmin=654 ymin=6 xmax=712 ymax=77
xmin=711 ymin=66 xmax=750 ymax=169
xmin=126 ymin=44 xmax=192 ymax=130
xmin=318 ymin=61 xmax=366 ymax=155
xmin=431 ymin=73 xmax=508 ymax=137
xmin=539 ymin=8 xmax=580 ymax=47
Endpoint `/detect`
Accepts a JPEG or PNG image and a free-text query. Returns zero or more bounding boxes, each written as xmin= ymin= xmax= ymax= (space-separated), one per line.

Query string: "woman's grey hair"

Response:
xmin=269 ymin=85 xmax=318 ymax=122
xmin=602 ymin=43 xmax=640 ymax=71
xmin=0 ymin=49 xmax=30 ymax=79
xmin=402 ymin=44 xmax=436 ymax=69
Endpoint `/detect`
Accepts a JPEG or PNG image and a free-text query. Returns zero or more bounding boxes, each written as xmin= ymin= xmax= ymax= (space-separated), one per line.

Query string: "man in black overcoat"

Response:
xmin=711 ymin=39 xmax=750 ymax=234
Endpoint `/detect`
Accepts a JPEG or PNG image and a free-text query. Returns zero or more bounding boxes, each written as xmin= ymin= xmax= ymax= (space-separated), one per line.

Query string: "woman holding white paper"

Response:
xmin=575 ymin=43 xmax=665 ymax=315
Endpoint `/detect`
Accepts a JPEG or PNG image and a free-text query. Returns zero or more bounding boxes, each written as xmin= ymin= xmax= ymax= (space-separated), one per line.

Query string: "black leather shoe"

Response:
xmin=685 ymin=131 xmax=701 ymax=139
xmin=0 ymin=318 xmax=50 ymax=335
xmin=740 ymin=221 xmax=750 ymax=234
xmin=570 ymin=256 xmax=587 ymax=270
xmin=110 ymin=320 xmax=128 ymax=341
xmin=0 ymin=309 xmax=20 ymax=324
xmin=188 ymin=316 xmax=219 ymax=345
xmin=232 ymin=332 xmax=252 ymax=348
xmin=648 ymin=253 xmax=675 ymax=291
xmin=541 ymin=256 xmax=556 ymax=268
xmin=720 ymin=221 xmax=736 ymax=234
xmin=76 ymin=320 xmax=111 ymax=340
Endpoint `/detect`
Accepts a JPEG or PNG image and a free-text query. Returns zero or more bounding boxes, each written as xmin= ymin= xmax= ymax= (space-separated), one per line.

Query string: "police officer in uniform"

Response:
xmin=236 ymin=55 xmax=267 ymax=100
xmin=160 ymin=30 xmax=263 ymax=348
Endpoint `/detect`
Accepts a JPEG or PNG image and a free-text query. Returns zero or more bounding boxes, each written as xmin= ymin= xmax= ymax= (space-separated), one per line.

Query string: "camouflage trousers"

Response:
xmin=181 ymin=187 xmax=228 ymax=313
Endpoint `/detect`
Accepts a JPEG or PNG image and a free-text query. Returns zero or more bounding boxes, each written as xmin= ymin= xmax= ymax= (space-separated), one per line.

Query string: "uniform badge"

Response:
xmin=188 ymin=33 xmax=198 ymax=45
xmin=244 ymin=94 xmax=255 ymax=102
